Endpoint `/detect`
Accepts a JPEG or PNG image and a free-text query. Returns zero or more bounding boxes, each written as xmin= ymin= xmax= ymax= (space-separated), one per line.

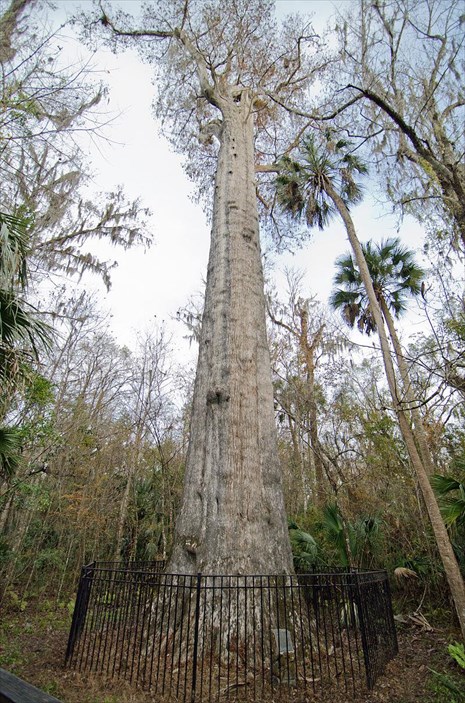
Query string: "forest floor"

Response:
xmin=0 ymin=595 xmax=464 ymax=703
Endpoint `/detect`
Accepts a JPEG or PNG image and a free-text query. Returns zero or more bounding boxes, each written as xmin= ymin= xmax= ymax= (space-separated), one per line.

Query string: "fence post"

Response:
xmin=65 ymin=562 xmax=95 ymax=664
xmin=383 ymin=570 xmax=399 ymax=656
xmin=353 ymin=571 xmax=373 ymax=690
xmin=190 ymin=572 xmax=202 ymax=703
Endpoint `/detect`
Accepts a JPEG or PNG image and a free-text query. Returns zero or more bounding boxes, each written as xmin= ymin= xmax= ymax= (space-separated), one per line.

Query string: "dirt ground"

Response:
xmin=0 ymin=598 xmax=464 ymax=703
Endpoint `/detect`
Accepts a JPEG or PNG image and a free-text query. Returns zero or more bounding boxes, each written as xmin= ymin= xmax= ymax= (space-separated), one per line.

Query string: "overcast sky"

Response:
xmin=51 ymin=0 xmax=427 ymax=360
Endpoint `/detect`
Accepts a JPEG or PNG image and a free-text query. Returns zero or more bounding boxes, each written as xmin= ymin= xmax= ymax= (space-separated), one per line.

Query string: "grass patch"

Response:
xmin=427 ymin=670 xmax=465 ymax=703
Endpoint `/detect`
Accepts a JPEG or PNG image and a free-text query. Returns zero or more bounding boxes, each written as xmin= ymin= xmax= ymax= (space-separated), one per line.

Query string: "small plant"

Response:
xmin=428 ymin=641 xmax=465 ymax=702
xmin=66 ymin=597 xmax=76 ymax=617
xmin=42 ymin=680 xmax=59 ymax=695
xmin=448 ymin=641 xmax=465 ymax=669
xmin=5 ymin=589 xmax=28 ymax=612
xmin=0 ymin=646 xmax=24 ymax=668
xmin=288 ymin=520 xmax=319 ymax=571
xmin=427 ymin=670 xmax=465 ymax=702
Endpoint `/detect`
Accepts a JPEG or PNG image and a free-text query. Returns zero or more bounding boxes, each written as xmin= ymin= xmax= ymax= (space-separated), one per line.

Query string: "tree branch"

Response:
xmin=99 ymin=5 xmax=217 ymax=106
xmin=345 ymin=83 xmax=459 ymax=186
xmin=265 ymin=91 xmax=363 ymax=121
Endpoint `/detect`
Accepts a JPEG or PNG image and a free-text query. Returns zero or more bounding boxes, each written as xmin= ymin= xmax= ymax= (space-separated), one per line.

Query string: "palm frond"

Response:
xmin=0 ymin=290 xmax=52 ymax=354
xmin=440 ymin=500 xmax=465 ymax=527
xmin=357 ymin=307 xmax=377 ymax=335
xmin=289 ymin=523 xmax=319 ymax=570
xmin=431 ymin=474 xmax=462 ymax=495
xmin=0 ymin=425 xmax=22 ymax=480
xmin=320 ymin=503 xmax=350 ymax=567
xmin=330 ymin=237 xmax=423 ymax=333
xmin=431 ymin=473 xmax=465 ymax=528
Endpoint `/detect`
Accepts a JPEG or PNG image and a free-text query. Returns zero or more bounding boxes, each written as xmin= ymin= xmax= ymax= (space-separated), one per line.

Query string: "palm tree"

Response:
xmin=0 ymin=210 xmax=52 ymax=519
xmin=276 ymin=133 xmax=465 ymax=640
xmin=329 ymin=239 xmax=436 ymax=477
xmin=276 ymin=133 xmax=366 ymax=230
xmin=330 ymin=238 xmax=423 ymax=336
xmin=0 ymin=211 xmax=51 ymax=407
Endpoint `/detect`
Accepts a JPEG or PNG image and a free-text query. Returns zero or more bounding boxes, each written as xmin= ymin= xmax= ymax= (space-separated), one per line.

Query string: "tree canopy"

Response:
xmin=328 ymin=0 xmax=465 ymax=252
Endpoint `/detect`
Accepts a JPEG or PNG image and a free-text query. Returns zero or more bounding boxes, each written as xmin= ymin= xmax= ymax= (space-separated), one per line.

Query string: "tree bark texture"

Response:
xmin=168 ymin=88 xmax=293 ymax=576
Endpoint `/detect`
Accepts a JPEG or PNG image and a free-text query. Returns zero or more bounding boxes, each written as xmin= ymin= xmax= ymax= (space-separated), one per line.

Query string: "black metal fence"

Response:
xmin=65 ymin=562 xmax=397 ymax=702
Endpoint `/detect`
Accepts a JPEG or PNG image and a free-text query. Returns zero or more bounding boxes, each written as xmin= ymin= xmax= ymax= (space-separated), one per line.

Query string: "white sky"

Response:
xmin=48 ymin=0 xmax=428 ymax=361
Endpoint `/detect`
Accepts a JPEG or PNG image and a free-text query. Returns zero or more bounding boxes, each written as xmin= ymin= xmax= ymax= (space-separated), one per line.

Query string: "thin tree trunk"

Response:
xmin=0 ymin=489 xmax=13 ymax=534
xmin=326 ymin=180 xmax=465 ymax=640
xmin=1 ymin=503 xmax=33 ymax=600
xmin=114 ymin=468 xmax=131 ymax=562
xmin=299 ymin=311 xmax=325 ymax=506
xmin=0 ymin=0 xmax=35 ymax=62
xmin=380 ymin=298 xmax=436 ymax=476
xmin=287 ymin=412 xmax=308 ymax=514
xmin=168 ymin=87 xmax=293 ymax=575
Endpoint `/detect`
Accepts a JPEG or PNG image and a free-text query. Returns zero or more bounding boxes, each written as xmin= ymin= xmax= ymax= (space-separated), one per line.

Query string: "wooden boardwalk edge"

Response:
xmin=0 ymin=667 xmax=63 ymax=703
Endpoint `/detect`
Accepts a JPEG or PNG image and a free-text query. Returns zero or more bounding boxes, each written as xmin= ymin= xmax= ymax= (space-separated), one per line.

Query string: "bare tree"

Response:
xmin=0 ymin=0 xmax=152 ymax=288
xmin=114 ymin=326 xmax=180 ymax=561
xmin=268 ymin=273 xmax=332 ymax=509
xmin=331 ymin=0 xmax=465 ymax=252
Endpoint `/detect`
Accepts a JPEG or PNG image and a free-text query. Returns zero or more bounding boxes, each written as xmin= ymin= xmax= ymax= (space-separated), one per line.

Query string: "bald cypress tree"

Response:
xmin=94 ymin=0 xmax=323 ymax=575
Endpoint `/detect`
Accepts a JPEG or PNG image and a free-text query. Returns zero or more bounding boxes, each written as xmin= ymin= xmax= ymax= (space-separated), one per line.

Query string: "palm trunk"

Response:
xmin=326 ymin=180 xmax=465 ymax=640
xmin=380 ymin=297 xmax=436 ymax=476
xmin=168 ymin=87 xmax=293 ymax=575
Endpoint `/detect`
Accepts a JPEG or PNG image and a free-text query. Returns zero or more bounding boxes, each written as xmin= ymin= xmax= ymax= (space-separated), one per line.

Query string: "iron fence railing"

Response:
xmin=65 ymin=562 xmax=397 ymax=702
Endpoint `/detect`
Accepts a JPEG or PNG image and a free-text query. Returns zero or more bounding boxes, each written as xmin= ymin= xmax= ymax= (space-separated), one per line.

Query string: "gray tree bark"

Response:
xmin=168 ymin=86 xmax=293 ymax=575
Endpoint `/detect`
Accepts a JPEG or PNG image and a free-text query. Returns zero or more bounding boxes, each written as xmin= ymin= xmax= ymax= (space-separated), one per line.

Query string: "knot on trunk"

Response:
xmin=185 ymin=538 xmax=198 ymax=555
xmin=206 ymin=388 xmax=230 ymax=405
xmin=199 ymin=118 xmax=223 ymax=145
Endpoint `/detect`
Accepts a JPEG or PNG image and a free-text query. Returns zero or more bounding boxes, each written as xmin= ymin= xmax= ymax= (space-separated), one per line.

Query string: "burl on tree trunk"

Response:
xmin=168 ymin=87 xmax=293 ymax=576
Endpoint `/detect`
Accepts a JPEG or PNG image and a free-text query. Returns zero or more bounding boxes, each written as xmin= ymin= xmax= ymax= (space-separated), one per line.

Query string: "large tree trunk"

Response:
xmin=326 ymin=180 xmax=465 ymax=641
xmin=168 ymin=87 xmax=293 ymax=576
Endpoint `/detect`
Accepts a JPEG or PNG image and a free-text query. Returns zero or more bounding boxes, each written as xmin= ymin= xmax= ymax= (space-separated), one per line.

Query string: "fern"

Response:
xmin=448 ymin=641 xmax=465 ymax=669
